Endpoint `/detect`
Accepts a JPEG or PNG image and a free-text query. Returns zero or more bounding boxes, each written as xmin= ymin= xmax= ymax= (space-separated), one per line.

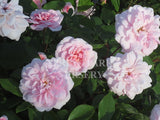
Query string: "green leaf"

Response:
xmin=78 ymin=0 xmax=94 ymax=11
xmin=100 ymin=7 xmax=115 ymax=25
xmin=16 ymin=102 xmax=30 ymax=113
xmin=43 ymin=1 xmax=65 ymax=10
xmin=120 ymin=103 xmax=149 ymax=120
xmin=92 ymin=17 xmax=103 ymax=25
xmin=87 ymin=78 xmax=97 ymax=95
xmin=155 ymin=63 xmax=160 ymax=74
xmin=98 ymin=92 xmax=115 ymax=120
xmin=68 ymin=104 xmax=95 ymax=120
xmin=118 ymin=103 xmax=138 ymax=114
xmin=57 ymin=109 xmax=69 ymax=120
xmin=43 ymin=111 xmax=59 ymax=120
xmin=28 ymin=108 xmax=43 ymax=120
xmin=111 ymin=0 xmax=120 ymax=12
xmin=64 ymin=0 xmax=75 ymax=6
xmin=143 ymin=56 xmax=154 ymax=70
xmin=153 ymin=81 xmax=160 ymax=94
xmin=0 ymin=78 xmax=22 ymax=97
xmin=93 ymin=44 xmax=105 ymax=50
xmin=72 ymin=75 xmax=83 ymax=87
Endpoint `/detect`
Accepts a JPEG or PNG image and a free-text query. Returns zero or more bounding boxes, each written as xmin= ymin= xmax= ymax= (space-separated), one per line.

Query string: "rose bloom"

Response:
xmin=150 ymin=104 xmax=160 ymax=120
xmin=0 ymin=0 xmax=29 ymax=41
xmin=33 ymin=0 xmax=46 ymax=9
xmin=0 ymin=115 xmax=8 ymax=120
xmin=55 ymin=36 xmax=97 ymax=76
xmin=29 ymin=9 xmax=64 ymax=32
xmin=61 ymin=2 xmax=74 ymax=14
xmin=19 ymin=53 xmax=74 ymax=112
xmin=103 ymin=51 xmax=152 ymax=99
xmin=115 ymin=5 xmax=160 ymax=56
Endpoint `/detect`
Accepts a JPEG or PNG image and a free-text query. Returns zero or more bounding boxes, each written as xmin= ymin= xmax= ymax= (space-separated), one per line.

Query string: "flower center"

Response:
xmin=41 ymin=76 xmax=51 ymax=88
xmin=127 ymin=72 xmax=131 ymax=76
xmin=137 ymin=27 xmax=145 ymax=33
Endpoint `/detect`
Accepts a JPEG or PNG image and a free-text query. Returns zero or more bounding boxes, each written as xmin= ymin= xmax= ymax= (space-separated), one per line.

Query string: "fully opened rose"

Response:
xmin=29 ymin=9 xmax=64 ymax=31
xmin=19 ymin=53 xmax=74 ymax=112
xmin=150 ymin=104 xmax=160 ymax=120
xmin=55 ymin=36 xmax=98 ymax=76
xmin=115 ymin=5 xmax=160 ymax=56
xmin=0 ymin=0 xmax=29 ymax=41
xmin=103 ymin=51 xmax=152 ymax=99
xmin=0 ymin=115 xmax=8 ymax=120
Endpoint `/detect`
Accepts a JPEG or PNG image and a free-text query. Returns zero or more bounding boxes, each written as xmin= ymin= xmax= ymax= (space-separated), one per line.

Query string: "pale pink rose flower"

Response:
xmin=0 ymin=115 xmax=8 ymax=120
xmin=33 ymin=0 xmax=46 ymax=9
xmin=29 ymin=9 xmax=64 ymax=32
xmin=115 ymin=5 xmax=160 ymax=56
xmin=55 ymin=36 xmax=97 ymax=76
xmin=0 ymin=0 xmax=29 ymax=41
xmin=19 ymin=53 xmax=74 ymax=112
xmin=103 ymin=51 xmax=152 ymax=99
xmin=61 ymin=2 xmax=74 ymax=14
xmin=150 ymin=104 xmax=160 ymax=120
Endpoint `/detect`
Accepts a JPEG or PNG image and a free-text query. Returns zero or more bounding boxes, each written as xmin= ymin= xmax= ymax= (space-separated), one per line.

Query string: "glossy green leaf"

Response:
xmin=98 ymin=92 xmax=115 ymax=120
xmin=68 ymin=104 xmax=95 ymax=120
xmin=43 ymin=1 xmax=65 ymax=10
xmin=111 ymin=0 xmax=120 ymax=12
xmin=16 ymin=102 xmax=30 ymax=113
xmin=0 ymin=78 xmax=22 ymax=97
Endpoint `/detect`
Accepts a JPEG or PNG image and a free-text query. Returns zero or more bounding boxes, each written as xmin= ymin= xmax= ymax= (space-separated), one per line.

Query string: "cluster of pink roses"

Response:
xmin=0 ymin=0 xmax=97 ymax=112
xmin=102 ymin=5 xmax=160 ymax=119
xmin=103 ymin=5 xmax=160 ymax=100
xmin=1 ymin=0 xmax=160 ymax=118
xmin=0 ymin=0 xmax=73 ymax=40
xmin=18 ymin=1 xmax=97 ymax=112
xmin=19 ymin=36 xmax=97 ymax=112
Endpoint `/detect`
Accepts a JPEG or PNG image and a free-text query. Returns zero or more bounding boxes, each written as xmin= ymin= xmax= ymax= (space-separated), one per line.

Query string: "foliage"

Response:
xmin=0 ymin=0 xmax=160 ymax=120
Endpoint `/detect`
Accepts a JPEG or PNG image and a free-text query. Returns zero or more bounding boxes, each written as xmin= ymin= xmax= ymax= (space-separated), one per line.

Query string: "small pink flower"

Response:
xmin=33 ymin=0 xmax=46 ymax=9
xmin=19 ymin=53 xmax=74 ymax=112
xmin=38 ymin=52 xmax=47 ymax=60
xmin=61 ymin=2 xmax=74 ymax=14
xmin=55 ymin=36 xmax=97 ymax=76
xmin=150 ymin=104 xmax=160 ymax=120
xmin=103 ymin=51 xmax=152 ymax=99
xmin=29 ymin=9 xmax=64 ymax=31
xmin=0 ymin=115 xmax=8 ymax=120
xmin=115 ymin=5 xmax=160 ymax=56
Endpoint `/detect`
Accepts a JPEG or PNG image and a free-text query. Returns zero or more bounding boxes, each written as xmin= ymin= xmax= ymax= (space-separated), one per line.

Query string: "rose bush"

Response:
xmin=0 ymin=0 xmax=160 ymax=120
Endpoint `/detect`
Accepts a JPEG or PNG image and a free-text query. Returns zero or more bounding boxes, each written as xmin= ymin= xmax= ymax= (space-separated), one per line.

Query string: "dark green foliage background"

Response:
xmin=0 ymin=0 xmax=160 ymax=119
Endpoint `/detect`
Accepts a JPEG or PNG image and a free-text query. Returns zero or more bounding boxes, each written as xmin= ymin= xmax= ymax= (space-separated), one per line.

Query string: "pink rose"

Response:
xmin=55 ymin=36 xmax=97 ymax=76
xmin=0 ymin=115 xmax=8 ymax=120
xmin=61 ymin=2 xmax=74 ymax=14
xmin=29 ymin=9 xmax=64 ymax=31
xmin=115 ymin=5 xmax=160 ymax=56
xmin=150 ymin=104 xmax=160 ymax=120
xmin=33 ymin=0 xmax=46 ymax=9
xmin=103 ymin=51 xmax=152 ymax=99
xmin=19 ymin=53 xmax=74 ymax=112
xmin=0 ymin=0 xmax=29 ymax=41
